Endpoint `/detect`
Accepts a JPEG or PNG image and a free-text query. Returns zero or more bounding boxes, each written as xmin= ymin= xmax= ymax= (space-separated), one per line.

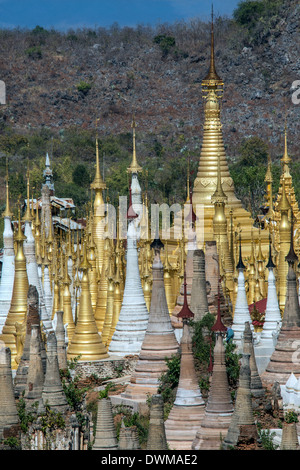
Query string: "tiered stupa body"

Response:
xmin=0 ymin=169 xmax=15 ymax=334
xmin=67 ymin=243 xmax=108 ymax=361
xmin=190 ymin=249 xmax=209 ymax=322
xmin=23 ymin=324 xmax=45 ymax=410
xmin=23 ymin=169 xmax=51 ymax=333
xmin=93 ymin=398 xmax=118 ymax=450
xmin=14 ymin=285 xmax=47 ymax=398
xmin=121 ymin=238 xmax=178 ymax=401
xmin=165 ymin=320 xmax=205 ymax=450
xmin=90 ymin=137 xmax=106 ymax=277
xmin=191 ymin=14 xmax=254 ymax=254
xmin=0 ymin=209 xmax=29 ymax=369
xmin=231 ymin=238 xmax=253 ymax=351
xmin=108 ymin=200 xmax=149 ymax=357
xmin=192 ymin=332 xmax=234 ymax=450
xmin=41 ymin=330 xmax=69 ymax=413
xmin=0 ymin=347 xmax=20 ymax=439
xmin=222 ymin=352 xmax=258 ymax=450
xmin=146 ymin=394 xmax=168 ymax=450
xmin=261 ymin=225 xmax=300 ymax=389
xmin=254 ymin=239 xmax=282 ymax=374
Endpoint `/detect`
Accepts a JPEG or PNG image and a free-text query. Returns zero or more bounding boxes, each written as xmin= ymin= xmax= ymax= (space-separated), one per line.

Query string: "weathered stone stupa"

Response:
xmin=165 ymin=319 xmax=205 ymax=450
xmin=243 ymin=321 xmax=265 ymax=398
xmin=41 ymin=331 xmax=69 ymax=413
xmin=222 ymin=353 xmax=258 ymax=450
xmin=120 ymin=236 xmax=178 ymax=401
xmin=190 ymin=249 xmax=210 ymax=322
xmin=0 ymin=346 xmax=20 ymax=440
xmin=192 ymin=332 xmax=234 ymax=450
xmin=261 ymin=221 xmax=300 ymax=389
xmin=92 ymin=398 xmax=118 ymax=450
xmin=23 ymin=324 xmax=45 ymax=410
xmin=14 ymin=285 xmax=47 ymax=398
xmin=146 ymin=394 xmax=168 ymax=450
xmin=118 ymin=421 xmax=141 ymax=450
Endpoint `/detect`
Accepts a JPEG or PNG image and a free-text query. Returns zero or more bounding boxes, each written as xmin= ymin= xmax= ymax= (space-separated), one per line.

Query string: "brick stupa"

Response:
xmin=120 ymin=236 xmax=178 ymax=402
xmin=192 ymin=301 xmax=234 ymax=450
xmin=261 ymin=221 xmax=300 ymax=389
xmin=165 ymin=280 xmax=205 ymax=450
xmin=222 ymin=352 xmax=258 ymax=450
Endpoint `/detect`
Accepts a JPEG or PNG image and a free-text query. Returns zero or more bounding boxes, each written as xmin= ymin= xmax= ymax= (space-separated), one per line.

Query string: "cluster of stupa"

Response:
xmin=0 ymin=11 xmax=300 ymax=451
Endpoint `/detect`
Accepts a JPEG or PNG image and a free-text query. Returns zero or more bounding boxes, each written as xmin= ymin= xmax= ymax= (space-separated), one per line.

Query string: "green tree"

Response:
xmin=72 ymin=164 xmax=90 ymax=187
xmin=153 ymin=34 xmax=176 ymax=57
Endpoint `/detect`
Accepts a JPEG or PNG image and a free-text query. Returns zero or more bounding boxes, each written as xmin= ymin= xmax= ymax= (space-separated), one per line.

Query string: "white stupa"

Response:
xmin=254 ymin=240 xmax=282 ymax=374
xmin=0 ymin=170 xmax=15 ymax=334
xmin=108 ymin=188 xmax=149 ymax=357
xmin=23 ymin=170 xmax=53 ymax=333
xmin=231 ymin=236 xmax=253 ymax=351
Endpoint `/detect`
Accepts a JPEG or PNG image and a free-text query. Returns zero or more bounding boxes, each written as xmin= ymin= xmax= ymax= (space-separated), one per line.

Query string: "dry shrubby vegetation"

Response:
xmin=0 ymin=0 xmax=298 ymax=223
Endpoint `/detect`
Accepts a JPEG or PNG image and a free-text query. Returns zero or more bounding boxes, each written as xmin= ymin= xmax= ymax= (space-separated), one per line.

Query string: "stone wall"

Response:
xmin=71 ymin=356 xmax=138 ymax=381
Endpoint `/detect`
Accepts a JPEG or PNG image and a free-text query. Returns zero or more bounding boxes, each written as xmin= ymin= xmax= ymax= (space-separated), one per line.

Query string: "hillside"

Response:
xmin=0 ymin=0 xmax=299 ymax=214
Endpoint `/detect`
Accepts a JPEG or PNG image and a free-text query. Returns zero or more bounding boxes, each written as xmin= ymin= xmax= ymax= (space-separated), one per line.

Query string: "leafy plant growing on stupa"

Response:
xmin=284 ymin=410 xmax=298 ymax=423
xmin=157 ymin=354 xmax=181 ymax=405
xmin=257 ymin=423 xmax=279 ymax=450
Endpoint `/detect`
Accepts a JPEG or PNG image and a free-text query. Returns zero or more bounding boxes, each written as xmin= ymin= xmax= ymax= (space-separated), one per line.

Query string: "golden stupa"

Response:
xmin=191 ymin=11 xmax=260 ymax=257
xmin=0 ymin=207 xmax=29 ymax=369
xmin=67 ymin=240 xmax=108 ymax=361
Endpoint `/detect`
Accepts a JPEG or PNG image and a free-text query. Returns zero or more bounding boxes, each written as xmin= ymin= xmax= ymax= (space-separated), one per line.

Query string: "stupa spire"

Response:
xmin=127 ymin=113 xmax=142 ymax=174
xmin=204 ymin=5 xmax=222 ymax=83
xmin=2 ymin=158 xmax=12 ymax=219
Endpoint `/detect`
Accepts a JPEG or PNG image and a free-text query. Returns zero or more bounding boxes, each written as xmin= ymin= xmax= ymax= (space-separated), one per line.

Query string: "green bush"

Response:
xmin=158 ymin=354 xmax=181 ymax=403
xmin=25 ymin=45 xmax=42 ymax=59
xmin=76 ymin=81 xmax=92 ymax=95
xmin=153 ymin=34 xmax=176 ymax=57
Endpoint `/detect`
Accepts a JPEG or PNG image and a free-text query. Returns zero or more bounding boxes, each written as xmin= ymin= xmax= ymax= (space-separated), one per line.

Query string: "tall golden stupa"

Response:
xmin=192 ymin=11 xmax=258 ymax=255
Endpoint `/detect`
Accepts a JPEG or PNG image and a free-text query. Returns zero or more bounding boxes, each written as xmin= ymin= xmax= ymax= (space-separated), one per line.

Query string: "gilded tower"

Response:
xmin=90 ymin=130 xmax=107 ymax=276
xmin=192 ymin=11 xmax=255 ymax=251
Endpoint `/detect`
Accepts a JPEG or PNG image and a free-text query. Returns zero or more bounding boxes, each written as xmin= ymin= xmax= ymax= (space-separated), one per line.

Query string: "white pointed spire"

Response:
xmin=108 ymin=218 xmax=149 ymax=357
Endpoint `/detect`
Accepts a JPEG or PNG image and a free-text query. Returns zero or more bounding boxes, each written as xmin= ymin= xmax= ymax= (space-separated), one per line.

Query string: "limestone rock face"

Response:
xmin=93 ymin=398 xmax=118 ymax=450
